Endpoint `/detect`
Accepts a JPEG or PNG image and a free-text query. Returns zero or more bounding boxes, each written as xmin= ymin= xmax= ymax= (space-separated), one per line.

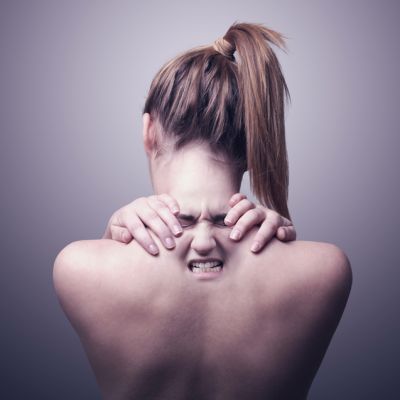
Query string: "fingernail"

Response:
xmin=149 ymin=244 xmax=159 ymax=255
xmin=230 ymin=229 xmax=241 ymax=240
xmin=172 ymin=207 xmax=179 ymax=214
xmin=165 ymin=237 xmax=175 ymax=248
xmin=251 ymin=242 xmax=261 ymax=252
xmin=172 ymin=224 xmax=182 ymax=235
xmin=224 ymin=218 xmax=232 ymax=225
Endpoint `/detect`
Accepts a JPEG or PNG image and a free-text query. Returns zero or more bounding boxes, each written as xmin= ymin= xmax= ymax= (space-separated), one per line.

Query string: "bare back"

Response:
xmin=54 ymin=230 xmax=351 ymax=399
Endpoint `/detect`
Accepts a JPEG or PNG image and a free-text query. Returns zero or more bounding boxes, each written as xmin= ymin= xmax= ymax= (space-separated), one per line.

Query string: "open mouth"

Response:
xmin=188 ymin=260 xmax=224 ymax=274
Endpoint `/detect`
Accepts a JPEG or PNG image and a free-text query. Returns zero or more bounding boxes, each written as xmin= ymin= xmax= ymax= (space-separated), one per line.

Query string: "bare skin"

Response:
xmin=54 ymin=231 xmax=351 ymax=400
xmin=53 ymin=116 xmax=351 ymax=399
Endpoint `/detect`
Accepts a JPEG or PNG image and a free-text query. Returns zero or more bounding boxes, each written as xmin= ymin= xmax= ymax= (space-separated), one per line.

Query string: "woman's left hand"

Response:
xmin=224 ymin=193 xmax=296 ymax=252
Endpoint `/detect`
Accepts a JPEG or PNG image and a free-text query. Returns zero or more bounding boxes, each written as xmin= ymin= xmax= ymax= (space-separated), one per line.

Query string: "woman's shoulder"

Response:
xmin=53 ymin=239 xmax=123 ymax=278
xmin=267 ymin=239 xmax=353 ymax=310
xmin=287 ymin=239 xmax=352 ymax=285
xmin=54 ymin=238 xmax=121 ymax=258
xmin=54 ymin=237 xmax=142 ymax=266
xmin=53 ymin=240 xmax=127 ymax=318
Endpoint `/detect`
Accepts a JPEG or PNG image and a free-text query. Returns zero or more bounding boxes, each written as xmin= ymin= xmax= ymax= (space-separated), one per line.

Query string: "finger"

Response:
xmin=148 ymin=196 xmax=183 ymax=236
xmin=229 ymin=208 xmax=265 ymax=241
xmin=121 ymin=212 xmax=160 ymax=255
xmin=225 ymin=198 xmax=256 ymax=226
xmin=228 ymin=193 xmax=247 ymax=207
xmin=276 ymin=226 xmax=286 ymax=241
xmin=102 ymin=225 xmax=112 ymax=239
xmin=277 ymin=226 xmax=297 ymax=241
xmin=103 ymin=210 xmax=125 ymax=239
xmin=135 ymin=204 xmax=177 ymax=250
xmin=288 ymin=226 xmax=297 ymax=240
xmin=110 ymin=225 xmax=133 ymax=243
xmin=156 ymin=193 xmax=181 ymax=216
xmin=280 ymin=216 xmax=293 ymax=227
xmin=250 ymin=212 xmax=285 ymax=252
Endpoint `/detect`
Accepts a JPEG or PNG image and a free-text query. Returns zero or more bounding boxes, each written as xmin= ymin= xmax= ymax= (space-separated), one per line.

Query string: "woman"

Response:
xmin=53 ymin=22 xmax=352 ymax=399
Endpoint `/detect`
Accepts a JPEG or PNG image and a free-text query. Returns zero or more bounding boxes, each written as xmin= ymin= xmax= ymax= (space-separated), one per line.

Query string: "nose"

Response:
xmin=190 ymin=222 xmax=217 ymax=255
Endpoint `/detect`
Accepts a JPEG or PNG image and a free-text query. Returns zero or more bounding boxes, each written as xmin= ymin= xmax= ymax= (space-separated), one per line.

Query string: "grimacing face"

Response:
xmin=169 ymin=187 xmax=241 ymax=280
xmin=150 ymin=143 xmax=246 ymax=280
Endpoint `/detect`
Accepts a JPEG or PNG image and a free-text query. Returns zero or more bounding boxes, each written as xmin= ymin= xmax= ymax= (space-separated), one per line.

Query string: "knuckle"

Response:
xmin=267 ymin=209 xmax=280 ymax=219
xmin=147 ymin=196 xmax=159 ymax=206
xmin=132 ymin=226 xmax=151 ymax=242
xmin=241 ymin=196 xmax=253 ymax=203
xmin=145 ymin=217 xmax=169 ymax=236
xmin=256 ymin=207 xmax=266 ymax=217
xmin=247 ymin=208 xmax=260 ymax=219
xmin=109 ymin=225 xmax=118 ymax=239
xmin=236 ymin=214 xmax=255 ymax=229
xmin=158 ymin=194 xmax=178 ymax=210
xmin=156 ymin=204 xmax=170 ymax=215
xmin=238 ymin=198 xmax=255 ymax=210
xmin=142 ymin=208 xmax=159 ymax=221
xmin=235 ymin=210 xmax=255 ymax=226
xmin=264 ymin=218 xmax=279 ymax=230
xmin=155 ymin=223 xmax=170 ymax=236
xmin=127 ymin=219 xmax=144 ymax=232
xmin=268 ymin=212 xmax=283 ymax=226
xmin=231 ymin=193 xmax=246 ymax=203
xmin=148 ymin=197 xmax=163 ymax=207
xmin=109 ymin=212 xmax=120 ymax=226
xmin=115 ymin=212 xmax=126 ymax=227
xmin=149 ymin=198 xmax=174 ymax=216
xmin=158 ymin=193 xmax=171 ymax=202
xmin=135 ymin=196 xmax=147 ymax=205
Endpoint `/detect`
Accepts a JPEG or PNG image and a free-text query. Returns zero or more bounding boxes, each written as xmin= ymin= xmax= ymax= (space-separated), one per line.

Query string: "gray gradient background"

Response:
xmin=1 ymin=0 xmax=399 ymax=398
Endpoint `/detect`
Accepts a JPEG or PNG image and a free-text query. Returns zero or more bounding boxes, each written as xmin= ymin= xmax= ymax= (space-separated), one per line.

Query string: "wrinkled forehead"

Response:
xmin=171 ymin=188 xmax=232 ymax=220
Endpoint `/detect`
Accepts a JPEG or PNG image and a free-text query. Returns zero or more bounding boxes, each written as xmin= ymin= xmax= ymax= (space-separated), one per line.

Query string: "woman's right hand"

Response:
xmin=102 ymin=194 xmax=183 ymax=255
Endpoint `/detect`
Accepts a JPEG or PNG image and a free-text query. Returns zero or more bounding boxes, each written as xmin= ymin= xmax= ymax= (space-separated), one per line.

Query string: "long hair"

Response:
xmin=143 ymin=21 xmax=291 ymax=220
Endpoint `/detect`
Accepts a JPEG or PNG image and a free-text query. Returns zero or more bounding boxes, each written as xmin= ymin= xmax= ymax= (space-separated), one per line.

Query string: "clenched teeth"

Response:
xmin=190 ymin=261 xmax=223 ymax=273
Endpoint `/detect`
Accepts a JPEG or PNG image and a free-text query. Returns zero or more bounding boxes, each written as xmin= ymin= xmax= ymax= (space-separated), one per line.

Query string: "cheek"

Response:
xmin=214 ymin=229 xmax=240 ymax=259
xmin=172 ymin=234 xmax=192 ymax=261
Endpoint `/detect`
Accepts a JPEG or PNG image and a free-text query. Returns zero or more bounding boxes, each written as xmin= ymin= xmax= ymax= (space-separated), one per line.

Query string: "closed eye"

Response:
xmin=213 ymin=214 xmax=228 ymax=227
xmin=177 ymin=214 xmax=196 ymax=228
xmin=177 ymin=213 xmax=229 ymax=228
